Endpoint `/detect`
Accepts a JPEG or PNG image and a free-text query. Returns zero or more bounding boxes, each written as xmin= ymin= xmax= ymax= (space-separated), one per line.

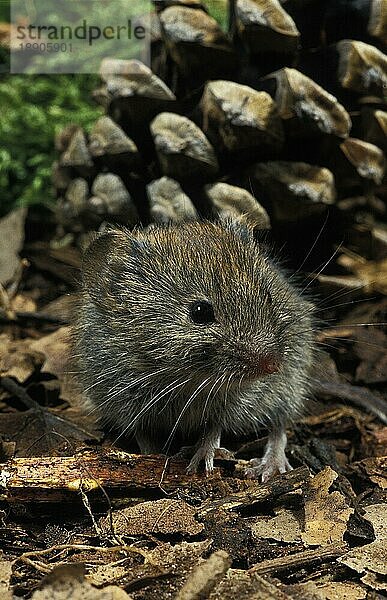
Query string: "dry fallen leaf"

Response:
xmin=87 ymin=540 xmax=211 ymax=590
xmin=0 ymin=557 xmax=13 ymax=600
xmin=30 ymin=326 xmax=82 ymax=405
xmin=301 ymin=467 xmax=354 ymax=546
xmin=211 ymin=569 xmax=291 ymax=600
xmin=315 ymin=581 xmax=367 ymax=599
xmin=352 ymin=258 xmax=387 ymax=295
xmin=30 ymin=326 xmax=72 ymax=378
xmin=363 ymin=503 xmax=387 ymax=540
xmin=280 ymin=581 xmax=326 ymax=599
xmin=361 ymin=571 xmax=387 ymax=591
xmin=0 ymin=208 xmax=27 ymax=286
xmin=354 ymin=457 xmax=387 ymax=489
xmin=0 ymin=334 xmax=44 ymax=383
xmin=339 ymin=503 xmax=387 ymax=591
xmin=176 ymin=550 xmax=231 ymax=600
xmin=31 ymin=563 xmax=133 ymax=599
xmin=339 ymin=540 xmax=387 ymax=576
xmin=99 ymin=498 xmax=204 ymax=537
xmin=40 ymin=294 xmax=76 ymax=322
xmin=9 ymin=294 xmax=37 ymax=314
xmin=336 ymin=253 xmax=387 ymax=295
xmin=251 ymin=508 xmax=302 ymax=543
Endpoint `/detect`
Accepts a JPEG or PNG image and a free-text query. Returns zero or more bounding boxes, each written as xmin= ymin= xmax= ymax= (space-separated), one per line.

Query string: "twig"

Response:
xmin=0 ymin=310 xmax=69 ymax=326
xmin=0 ymin=448 xmax=233 ymax=503
xmin=0 ymin=376 xmax=40 ymax=411
xmin=15 ymin=543 xmax=150 ymax=571
xmin=198 ymin=467 xmax=311 ymax=517
xmin=249 ymin=542 xmax=348 ymax=575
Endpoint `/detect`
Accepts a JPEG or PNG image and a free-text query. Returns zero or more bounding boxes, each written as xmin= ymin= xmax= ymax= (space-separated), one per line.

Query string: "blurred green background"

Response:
xmin=0 ymin=0 xmax=228 ymax=217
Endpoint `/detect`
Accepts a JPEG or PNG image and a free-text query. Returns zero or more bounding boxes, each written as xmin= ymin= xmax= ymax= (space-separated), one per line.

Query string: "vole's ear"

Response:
xmin=223 ymin=214 xmax=256 ymax=242
xmin=82 ymin=230 xmax=125 ymax=286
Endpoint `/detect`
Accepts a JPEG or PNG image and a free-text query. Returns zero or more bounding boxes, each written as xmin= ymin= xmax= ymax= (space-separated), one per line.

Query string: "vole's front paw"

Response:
xmin=172 ymin=445 xmax=213 ymax=474
xmin=186 ymin=447 xmax=233 ymax=475
xmin=187 ymin=446 xmax=215 ymax=475
xmin=245 ymin=454 xmax=292 ymax=482
xmin=173 ymin=445 xmax=195 ymax=461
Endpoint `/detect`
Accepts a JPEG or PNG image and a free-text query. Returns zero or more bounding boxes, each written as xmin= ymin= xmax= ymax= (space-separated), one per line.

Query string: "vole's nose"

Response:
xmin=234 ymin=344 xmax=282 ymax=378
xmin=258 ymin=354 xmax=281 ymax=375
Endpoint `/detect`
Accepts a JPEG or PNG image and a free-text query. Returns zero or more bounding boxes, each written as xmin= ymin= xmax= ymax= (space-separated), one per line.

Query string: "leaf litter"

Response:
xmin=0 ymin=177 xmax=387 ymax=600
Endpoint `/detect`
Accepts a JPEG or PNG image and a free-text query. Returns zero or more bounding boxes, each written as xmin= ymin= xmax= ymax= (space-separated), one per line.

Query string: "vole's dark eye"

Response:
xmin=189 ymin=300 xmax=216 ymax=325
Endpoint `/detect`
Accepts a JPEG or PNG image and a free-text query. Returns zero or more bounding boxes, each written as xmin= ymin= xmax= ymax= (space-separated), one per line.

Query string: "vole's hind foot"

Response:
xmin=245 ymin=453 xmax=292 ymax=482
xmin=214 ymin=447 xmax=234 ymax=461
xmin=245 ymin=428 xmax=292 ymax=482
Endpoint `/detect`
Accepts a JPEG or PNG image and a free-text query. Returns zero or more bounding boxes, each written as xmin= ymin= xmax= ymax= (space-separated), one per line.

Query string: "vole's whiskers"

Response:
xmin=300 ymin=242 xmax=344 ymax=295
xmin=316 ymin=297 xmax=378 ymax=313
xmin=83 ymin=367 xmax=129 ymax=396
xmin=84 ymin=365 xmax=169 ymax=397
xmin=163 ymin=375 xmax=213 ymax=454
xmin=157 ymin=365 xmax=210 ymax=415
xmin=314 ymin=273 xmax=385 ymax=309
xmin=291 ymin=211 xmax=330 ymax=279
xmin=237 ymin=370 xmax=245 ymax=396
xmin=200 ymin=372 xmax=227 ymax=426
xmin=224 ymin=371 xmax=235 ymax=409
xmin=316 ymin=335 xmax=387 ymax=351
xmin=322 ymin=322 xmax=387 ymax=329
xmin=112 ymin=375 xmax=193 ymax=446
xmin=85 ymin=366 xmax=174 ymax=417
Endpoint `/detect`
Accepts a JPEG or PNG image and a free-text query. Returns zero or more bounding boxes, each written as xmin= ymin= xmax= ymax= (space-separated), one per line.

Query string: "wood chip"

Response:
xmin=249 ymin=542 xmax=347 ymax=575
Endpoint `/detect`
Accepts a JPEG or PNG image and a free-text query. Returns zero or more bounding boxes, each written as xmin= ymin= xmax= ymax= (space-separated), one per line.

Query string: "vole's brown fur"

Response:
xmin=74 ymin=220 xmax=314 ymax=480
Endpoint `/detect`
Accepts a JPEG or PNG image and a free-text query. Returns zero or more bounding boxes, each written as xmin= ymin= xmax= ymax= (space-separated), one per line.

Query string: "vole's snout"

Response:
xmin=257 ymin=354 xmax=281 ymax=375
xmin=234 ymin=344 xmax=282 ymax=380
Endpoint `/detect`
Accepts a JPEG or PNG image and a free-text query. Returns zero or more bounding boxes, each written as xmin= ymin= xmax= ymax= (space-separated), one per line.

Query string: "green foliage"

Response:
xmin=0 ymin=1 xmax=228 ymax=216
xmin=205 ymin=0 xmax=228 ymax=29
xmin=0 ymin=0 xmax=9 ymax=23
xmin=0 ymin=74 xmax=102 ymax=216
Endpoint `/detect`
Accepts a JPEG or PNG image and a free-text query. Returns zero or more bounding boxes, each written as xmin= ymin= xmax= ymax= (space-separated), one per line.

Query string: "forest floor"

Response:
xmin=0 ymin=206 xmax=386 ymax=600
